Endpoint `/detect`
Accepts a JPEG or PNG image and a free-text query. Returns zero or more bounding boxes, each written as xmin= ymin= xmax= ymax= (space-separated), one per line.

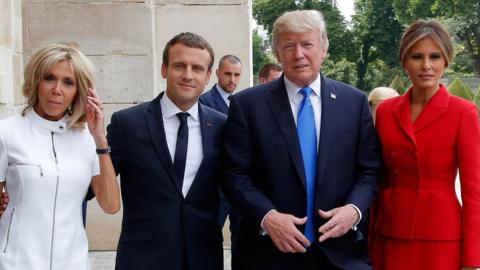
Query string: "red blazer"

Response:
xmin=373 ymin=85 xmax=480 ymax=265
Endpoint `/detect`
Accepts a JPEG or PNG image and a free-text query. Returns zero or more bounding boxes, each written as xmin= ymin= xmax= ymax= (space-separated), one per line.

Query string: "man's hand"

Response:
xmin=0 ymin=192 xmax=9 ymax=217
xmin=318 ymin=205 xmax=359 ymax=242
xmin=263 ymin=211 xmax=310 ymax=253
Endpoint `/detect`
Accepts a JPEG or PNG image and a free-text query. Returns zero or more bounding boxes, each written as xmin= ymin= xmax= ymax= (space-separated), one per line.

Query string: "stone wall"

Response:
xmin=11 ymin=0 xmax=252 ymax=250
xmin=0 ymin=0 xmax=23 ymax=118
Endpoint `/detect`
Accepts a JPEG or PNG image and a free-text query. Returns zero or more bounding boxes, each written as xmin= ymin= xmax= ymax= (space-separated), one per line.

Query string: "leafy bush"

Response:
xmin=389 ymin=75 xmax=407 ymax=95
xmin=448 ymin=77 xmax=474 ymax=101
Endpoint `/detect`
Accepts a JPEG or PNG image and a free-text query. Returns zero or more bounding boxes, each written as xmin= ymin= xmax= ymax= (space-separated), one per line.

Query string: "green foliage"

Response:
xmin=442 ymin=13 xmax=480 ymax=76
xmin=473 ymin=88 xmax=480 ymax=109
xmin=253 ymin=0 xmax=296 ymax=34
xmin=352 ymin=0 xmax=404 ymax=91
xmin=322 ymin=58 xmax=358 ymax=86
xmin=392 ymin=0 xmax=436 ymax=23
xmin=252 ymin=30 xmax=273 ymax=76
xmin=442 ymin=27 xmax=476 ymax=78
xmin=389 ymin=75 xmax=407 ymax=95
xmin=448 ymin=77 xmax=474 ymax=101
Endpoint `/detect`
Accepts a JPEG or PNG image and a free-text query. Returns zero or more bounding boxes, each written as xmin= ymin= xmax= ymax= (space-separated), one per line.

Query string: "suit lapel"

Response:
xmin=267 ymin=77 xmax=307 ymax=191
xmin=212 ymin=86 xmax=229 ymax=114
xmin=146 ymin=92 xmax=183 ymax=195
xmin=316 ymin=76 xmax=336 ymax=186
xmin=392 ymin=90 xmax=416 ymax=144
xmin=412 ymin=85 xmax=449 ymax=133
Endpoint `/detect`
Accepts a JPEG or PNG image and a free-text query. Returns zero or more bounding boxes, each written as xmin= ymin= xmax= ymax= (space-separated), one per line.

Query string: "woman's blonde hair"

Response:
xmin=22 ymin=44 xmax=95 ymax=129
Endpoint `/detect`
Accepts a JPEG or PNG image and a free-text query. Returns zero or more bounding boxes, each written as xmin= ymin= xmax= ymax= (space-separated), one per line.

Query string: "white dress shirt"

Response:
xmin=160 ymin=94 xmax=203 ymax=197
xmin=216 ymin=84 xmax=232 ymax=107
xmin=284 ymin=75 xmax=322 ymax=149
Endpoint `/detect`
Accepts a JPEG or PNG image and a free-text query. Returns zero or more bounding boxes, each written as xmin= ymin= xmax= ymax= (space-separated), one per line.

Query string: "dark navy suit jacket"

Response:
xmin=199 ymin=84 xmax=235 ymax=229
xmin=108 ymin=93 xmax=226 ymax=270
xmin=222 ymin=75 xmax=381 ymax=270
xmin=200 ymin=84 xmax=229 ymax=114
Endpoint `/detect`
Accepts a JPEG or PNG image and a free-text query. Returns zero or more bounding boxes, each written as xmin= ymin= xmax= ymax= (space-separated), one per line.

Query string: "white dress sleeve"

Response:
xmin=91 ymin=154 xmax=100 ymax=177
xmin=0 ymin=133 xmax=7 ymax=182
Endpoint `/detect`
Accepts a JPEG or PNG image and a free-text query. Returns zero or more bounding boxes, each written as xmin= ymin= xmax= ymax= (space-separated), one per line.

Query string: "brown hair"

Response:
xmin=162 ymin=32 xmax=215 ymax=70
xmin=218 ymin=55 xmax=241 ymax=69
xmin=22 ymin=44 xmax=95 ymax=129
xmin=258 ymin=63 xmax=282 ymax=80
xmin=399 ymin=20 xmax=454 ymax=67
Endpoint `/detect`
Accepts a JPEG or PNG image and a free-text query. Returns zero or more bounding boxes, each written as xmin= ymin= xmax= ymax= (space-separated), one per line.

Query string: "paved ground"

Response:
xmin=89 ymin=249 xmax=232 ymax=270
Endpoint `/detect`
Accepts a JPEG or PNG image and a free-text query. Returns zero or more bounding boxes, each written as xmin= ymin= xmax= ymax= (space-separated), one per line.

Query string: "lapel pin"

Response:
xmin=206 ymin=121 xmax=212 ymax=128
xmin=330 ymin=93 xmax=336 ymax=99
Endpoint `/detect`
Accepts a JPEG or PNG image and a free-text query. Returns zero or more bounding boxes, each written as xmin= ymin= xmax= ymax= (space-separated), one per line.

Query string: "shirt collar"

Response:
xmin=215 ymin=84 xmax=233 ymax=100
xmin=26 ymin=108 xmax=69 ymax=133
xmin=284 ymin=73 xmax=321 ymax=99
xmin=160 ymin=92 xmax=199 ymax=121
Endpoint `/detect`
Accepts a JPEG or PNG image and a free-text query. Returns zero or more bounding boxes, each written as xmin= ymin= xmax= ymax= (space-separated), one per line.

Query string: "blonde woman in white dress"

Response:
xmin=0 ymin=44 xmax=120 ymax=270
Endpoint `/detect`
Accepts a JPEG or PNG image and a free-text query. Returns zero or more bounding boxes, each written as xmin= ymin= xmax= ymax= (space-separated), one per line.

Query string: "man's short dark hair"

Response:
xmin=162 ymin=32 xmax=215 ymax=70
xmin=218 ymin=55 xmax=241 ymax=69
xmin=258 ymin=63 xmax=282 ymax=79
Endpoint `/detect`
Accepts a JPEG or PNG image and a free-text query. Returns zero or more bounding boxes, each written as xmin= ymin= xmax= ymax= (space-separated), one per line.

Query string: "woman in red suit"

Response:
xmin=371 ymin=20 xmax=480 ymax=270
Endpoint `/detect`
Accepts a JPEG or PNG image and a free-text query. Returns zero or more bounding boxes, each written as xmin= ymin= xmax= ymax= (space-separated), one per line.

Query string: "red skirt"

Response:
xmin=371 ymin=234 xmax=461 ymax=270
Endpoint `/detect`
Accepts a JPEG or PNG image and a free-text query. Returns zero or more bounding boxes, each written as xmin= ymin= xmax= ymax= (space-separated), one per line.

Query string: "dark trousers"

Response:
xmin=304 ymin=245 xmax=340 ymax=270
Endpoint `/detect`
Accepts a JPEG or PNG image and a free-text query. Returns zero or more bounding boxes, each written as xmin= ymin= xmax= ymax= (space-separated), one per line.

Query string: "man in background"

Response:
xmin=199 ymin=54 xmax=243 ymax=261
xmin=200 ymin=55 xmax=242 ymax=114
xmin=258 ymin=63 xmax=282 ymax=84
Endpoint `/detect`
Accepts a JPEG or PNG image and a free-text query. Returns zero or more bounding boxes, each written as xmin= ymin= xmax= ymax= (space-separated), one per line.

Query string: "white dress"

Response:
xmin=0 ymin=109 xmax=99 ymax=270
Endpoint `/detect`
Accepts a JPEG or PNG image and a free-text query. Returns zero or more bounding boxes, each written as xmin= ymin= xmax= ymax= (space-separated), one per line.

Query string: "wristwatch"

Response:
xmin=96 ymin=146 xmax=111 ymax=155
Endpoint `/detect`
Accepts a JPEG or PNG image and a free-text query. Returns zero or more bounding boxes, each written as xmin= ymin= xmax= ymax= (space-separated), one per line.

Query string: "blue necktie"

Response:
xmin=174 ymin=112 xmax=189 ymax=188
xmin=297 ymin=87 xmax=317 ymax=243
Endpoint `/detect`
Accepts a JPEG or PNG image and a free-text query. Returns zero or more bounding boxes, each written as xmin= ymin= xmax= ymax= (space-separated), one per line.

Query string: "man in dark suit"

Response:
xmin=199 ymin=55 xmax=242 ymax=249
xmin=222 ymin=10 xmax=381 ymax=270
xmin=108 ymin=32 xmax=226 ymax=270
xmin=200 ymin=55 xmax=242 ymax=114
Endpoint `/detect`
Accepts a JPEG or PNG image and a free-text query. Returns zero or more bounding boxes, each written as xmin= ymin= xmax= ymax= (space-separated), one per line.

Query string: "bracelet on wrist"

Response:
xmin=96 ymin=146 xmax=111 ymax=155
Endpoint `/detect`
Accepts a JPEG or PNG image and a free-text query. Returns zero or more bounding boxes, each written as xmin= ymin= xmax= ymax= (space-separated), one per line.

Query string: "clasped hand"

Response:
xmin=263 ymin=205 xmax=358 ymax=253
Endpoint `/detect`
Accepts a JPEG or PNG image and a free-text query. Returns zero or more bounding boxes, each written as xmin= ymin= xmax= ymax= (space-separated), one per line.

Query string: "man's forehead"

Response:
xmin=169 ymin=44 xmax=210 ymax=62
xmin=170 ymin=43 xmax=208 ymax=55
xmin=278 ymin=31 xmax=319 ymax=41
xmin=220 ymin=61 xmax=242 ymax=71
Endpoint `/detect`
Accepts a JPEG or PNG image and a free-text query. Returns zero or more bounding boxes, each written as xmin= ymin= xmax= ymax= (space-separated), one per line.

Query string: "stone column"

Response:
xmin=0 ymin=0 xmax=23 ymax=118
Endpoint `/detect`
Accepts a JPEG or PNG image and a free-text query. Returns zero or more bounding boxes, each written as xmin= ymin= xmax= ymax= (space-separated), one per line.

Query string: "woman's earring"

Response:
xmin=67 ymin=104 xmax=73 ymax=115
